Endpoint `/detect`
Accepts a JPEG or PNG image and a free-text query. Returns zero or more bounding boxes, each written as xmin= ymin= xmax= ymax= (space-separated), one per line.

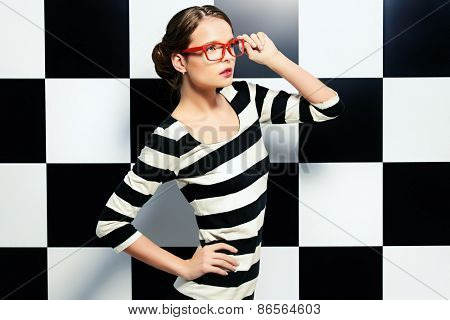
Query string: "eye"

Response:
xmin=206 ymin=44 xmax=219 ymax=52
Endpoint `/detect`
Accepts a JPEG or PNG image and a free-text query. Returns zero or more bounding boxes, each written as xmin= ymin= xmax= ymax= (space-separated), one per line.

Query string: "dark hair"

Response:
xmin=151 ymin=5 xmax=233 ymax=104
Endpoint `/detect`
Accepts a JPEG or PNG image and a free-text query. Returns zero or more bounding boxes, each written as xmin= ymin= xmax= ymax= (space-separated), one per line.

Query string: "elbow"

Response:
xmin=95 ymin=221 xmax=120 ymax=254
xmin=324 ymin=90 xmax=345 ymax=119
xmin=95 ymin=220 xmax=105 ymax=240
xmin=332 ymin=97 xmax=345 ymax=118
xmin=310 ymin=89 xmax=340 ymax=109
xmin=95 ymin=219 xmax=113 ymax=240
xmin=311 ymin=92 xmax=345 ymax=120
xmin=95 ymin=222 xmax=101 ymax=239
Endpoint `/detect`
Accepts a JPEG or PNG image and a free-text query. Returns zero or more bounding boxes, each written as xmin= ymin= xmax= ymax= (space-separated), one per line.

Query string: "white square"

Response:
xmin=46 ymin=79 xmax=131 ymax=163
xmin=257 ymin=247 xmax=299 ymax=299
xmin=299 ymin=163 xmax=383 ymax=246
xmin=129 ymin=0 xmax=212 ymax=78
xmin=383 ymin=77 xmax=450 ymax=162
xmin=383 ymin=246 xmax=450 ymax=299
xmin=0 ymin=0 xmax=45 ymax=78
xmin=299 ymin=0 xmax=383 ymax=78
xmin=47 ymin=248 xmax=132 ymax=299
xmin=0 ymin=164 xmax=47 ymax=247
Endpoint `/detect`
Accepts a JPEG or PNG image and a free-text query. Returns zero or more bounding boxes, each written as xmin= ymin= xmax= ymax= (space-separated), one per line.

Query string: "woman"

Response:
xmin=95 ymin=5 xmax=345 ymax=300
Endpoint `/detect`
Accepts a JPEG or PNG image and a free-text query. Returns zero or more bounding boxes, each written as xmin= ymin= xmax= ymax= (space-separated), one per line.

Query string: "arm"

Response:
xmin=247 ymin=79 xmax=343 ymax=124
xmin=238 ymin=32 xmax=345 ymax=124
xmin=265 ymin=50 xmax=339 ymax=105
xmin=95 ymin=129 xmax=187 ymax=277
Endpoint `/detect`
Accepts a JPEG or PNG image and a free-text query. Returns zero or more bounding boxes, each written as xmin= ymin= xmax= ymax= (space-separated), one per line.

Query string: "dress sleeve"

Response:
xmin=245 ymin=80 xmax=345 ymax=124
xmin=95 ymin=130 xmax=179 ymax=253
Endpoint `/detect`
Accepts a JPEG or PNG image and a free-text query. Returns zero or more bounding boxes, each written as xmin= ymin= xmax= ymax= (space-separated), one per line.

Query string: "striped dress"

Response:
xmin=95 ymin=79 xmax=345 ymax=299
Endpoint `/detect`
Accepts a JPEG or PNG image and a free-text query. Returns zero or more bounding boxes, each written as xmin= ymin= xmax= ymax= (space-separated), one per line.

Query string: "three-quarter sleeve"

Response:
xmin=95 ymin=130 xmax=179 ymax=253
xmin=246 ymin=80 xmax=345 ymax=124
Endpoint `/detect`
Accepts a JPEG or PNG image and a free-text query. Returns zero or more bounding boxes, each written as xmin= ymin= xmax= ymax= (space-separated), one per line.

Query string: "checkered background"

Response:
xmin=1 ymin=0 xmax=450 ymax=300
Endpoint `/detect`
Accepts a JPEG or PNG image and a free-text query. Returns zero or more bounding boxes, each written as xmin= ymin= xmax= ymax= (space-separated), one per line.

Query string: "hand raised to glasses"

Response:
xmin=237 ymin=32 xmax=280 ymax=66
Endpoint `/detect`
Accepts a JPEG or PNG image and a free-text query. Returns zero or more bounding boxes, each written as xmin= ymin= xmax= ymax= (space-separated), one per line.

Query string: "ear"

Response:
xmin=171 ymin=52 xmax=188 ymax=73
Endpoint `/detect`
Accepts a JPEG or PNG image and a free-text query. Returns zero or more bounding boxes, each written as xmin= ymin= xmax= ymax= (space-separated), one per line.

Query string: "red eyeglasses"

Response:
xmin=181 ymin=38 xmax=246 ymax=61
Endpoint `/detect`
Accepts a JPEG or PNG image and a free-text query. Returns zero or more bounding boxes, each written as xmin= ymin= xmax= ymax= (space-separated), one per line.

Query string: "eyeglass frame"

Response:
xmin=180 ymin=38 xmax=245 ymax=61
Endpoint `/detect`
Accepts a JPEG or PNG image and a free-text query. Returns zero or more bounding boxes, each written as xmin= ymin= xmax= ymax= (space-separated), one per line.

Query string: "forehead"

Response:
xmin=190 ymin=17 xmax=233 ymax=45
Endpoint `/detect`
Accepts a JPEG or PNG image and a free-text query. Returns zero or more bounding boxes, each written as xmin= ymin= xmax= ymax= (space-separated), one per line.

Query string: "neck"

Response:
xmin=175 ymin=80 xmax=222 ymax=118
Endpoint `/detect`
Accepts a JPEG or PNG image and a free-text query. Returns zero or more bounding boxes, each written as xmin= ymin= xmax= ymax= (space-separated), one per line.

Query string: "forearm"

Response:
xmin=123 ymin=234 xmax=187 ymax=278
xmin=265 ymin=51 xmax=337 ymax=104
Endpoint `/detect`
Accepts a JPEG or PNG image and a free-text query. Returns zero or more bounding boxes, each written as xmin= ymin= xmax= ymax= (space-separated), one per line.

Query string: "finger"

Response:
xmin=214 ymin=252 xmax=239 ymax=266
xmin=243 ymin=41 xmax=253 ymax=55
xmin=236 ymin=35 xmax=246 ymax=52
xmin=212 ymin=258 xmax=238 ymax=272
xmin=240 ymin=33 xmax=256 ymax=48
xmin=208 ymin=265 xmax=229 ymax=276
xmin=257 ymin=31 xmax=265 ymax=46
xmin=250 ymin=33 xmax=262 ymax=50
xmin=249 ymin=33 xmax=260 ymax=49
xmin=214 ymin=242 xmax=238 ymax=254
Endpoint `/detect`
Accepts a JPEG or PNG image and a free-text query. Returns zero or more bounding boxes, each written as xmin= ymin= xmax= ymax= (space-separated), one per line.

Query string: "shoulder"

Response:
xmin=151 ymin=114 xmax=186 ymax=141
xmin=218 ymin=80 xmax=252 ymax=104
xmin=217 ymin=79 xmax=251 ymax=96
xmin=230 ymin=79 xmax=251 ymax=93
xmin=228 ymin=79 xmax=262 ymax=98
xmin=232 ymin=79 xmax=249 ymax=88
xmin=141 ymin=116 xmax=183 ymax=156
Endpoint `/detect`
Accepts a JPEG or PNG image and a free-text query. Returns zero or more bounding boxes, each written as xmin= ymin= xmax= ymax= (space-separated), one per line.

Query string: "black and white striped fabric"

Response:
xmin=95 ymin=80 xmax=345 ymax=299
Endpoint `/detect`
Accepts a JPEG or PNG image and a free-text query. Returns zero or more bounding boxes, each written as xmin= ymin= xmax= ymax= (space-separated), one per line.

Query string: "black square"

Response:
xmin=300 ymin=78 xmax=383 ymax=163
xmin=132 ymin=246 xmax=196 ymax=300
xmin=0 ymin=248 xmax=48 ymax=299
xmin=45 ymin=0 xmax=130 ymax=78
xmin=0 ymin=79 xmax=46 ymax=163
xmin=263 ymin=162 xmax=299 ymax=246
xmin=383 ymin=0 xmax=450 ymax=77
xmin=47 ymin=163 xmax=131 ymax=249
xmin=130 ymin=79 xmax=175 ymax=159
xmin=299 ymin=246 xmax=383 ymax=299
xmin=384 ymin=162 xmax=450 ymax=246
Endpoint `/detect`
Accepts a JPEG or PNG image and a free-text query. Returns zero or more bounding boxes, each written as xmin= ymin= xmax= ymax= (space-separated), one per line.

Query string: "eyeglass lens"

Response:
xmin=206 ymin=40 xmax=244 ymax=61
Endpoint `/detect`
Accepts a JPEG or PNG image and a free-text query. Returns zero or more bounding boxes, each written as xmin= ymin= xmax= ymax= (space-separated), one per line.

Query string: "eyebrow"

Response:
xmin=204 ymin=37 xmax=235 ymax=45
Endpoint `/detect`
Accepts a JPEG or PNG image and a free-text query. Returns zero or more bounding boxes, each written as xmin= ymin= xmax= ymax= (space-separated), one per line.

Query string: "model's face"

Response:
xmin=177 ymin=17 xmax=236 ymax=89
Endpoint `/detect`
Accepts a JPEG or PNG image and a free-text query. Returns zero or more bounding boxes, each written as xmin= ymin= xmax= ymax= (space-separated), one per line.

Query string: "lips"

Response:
xmin=220 ymin=68 xmax=232 ymax=74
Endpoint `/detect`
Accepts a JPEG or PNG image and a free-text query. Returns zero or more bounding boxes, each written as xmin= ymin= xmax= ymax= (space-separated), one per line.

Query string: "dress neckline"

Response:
xmin=168 ymin=86 xmax=241 ymax=146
